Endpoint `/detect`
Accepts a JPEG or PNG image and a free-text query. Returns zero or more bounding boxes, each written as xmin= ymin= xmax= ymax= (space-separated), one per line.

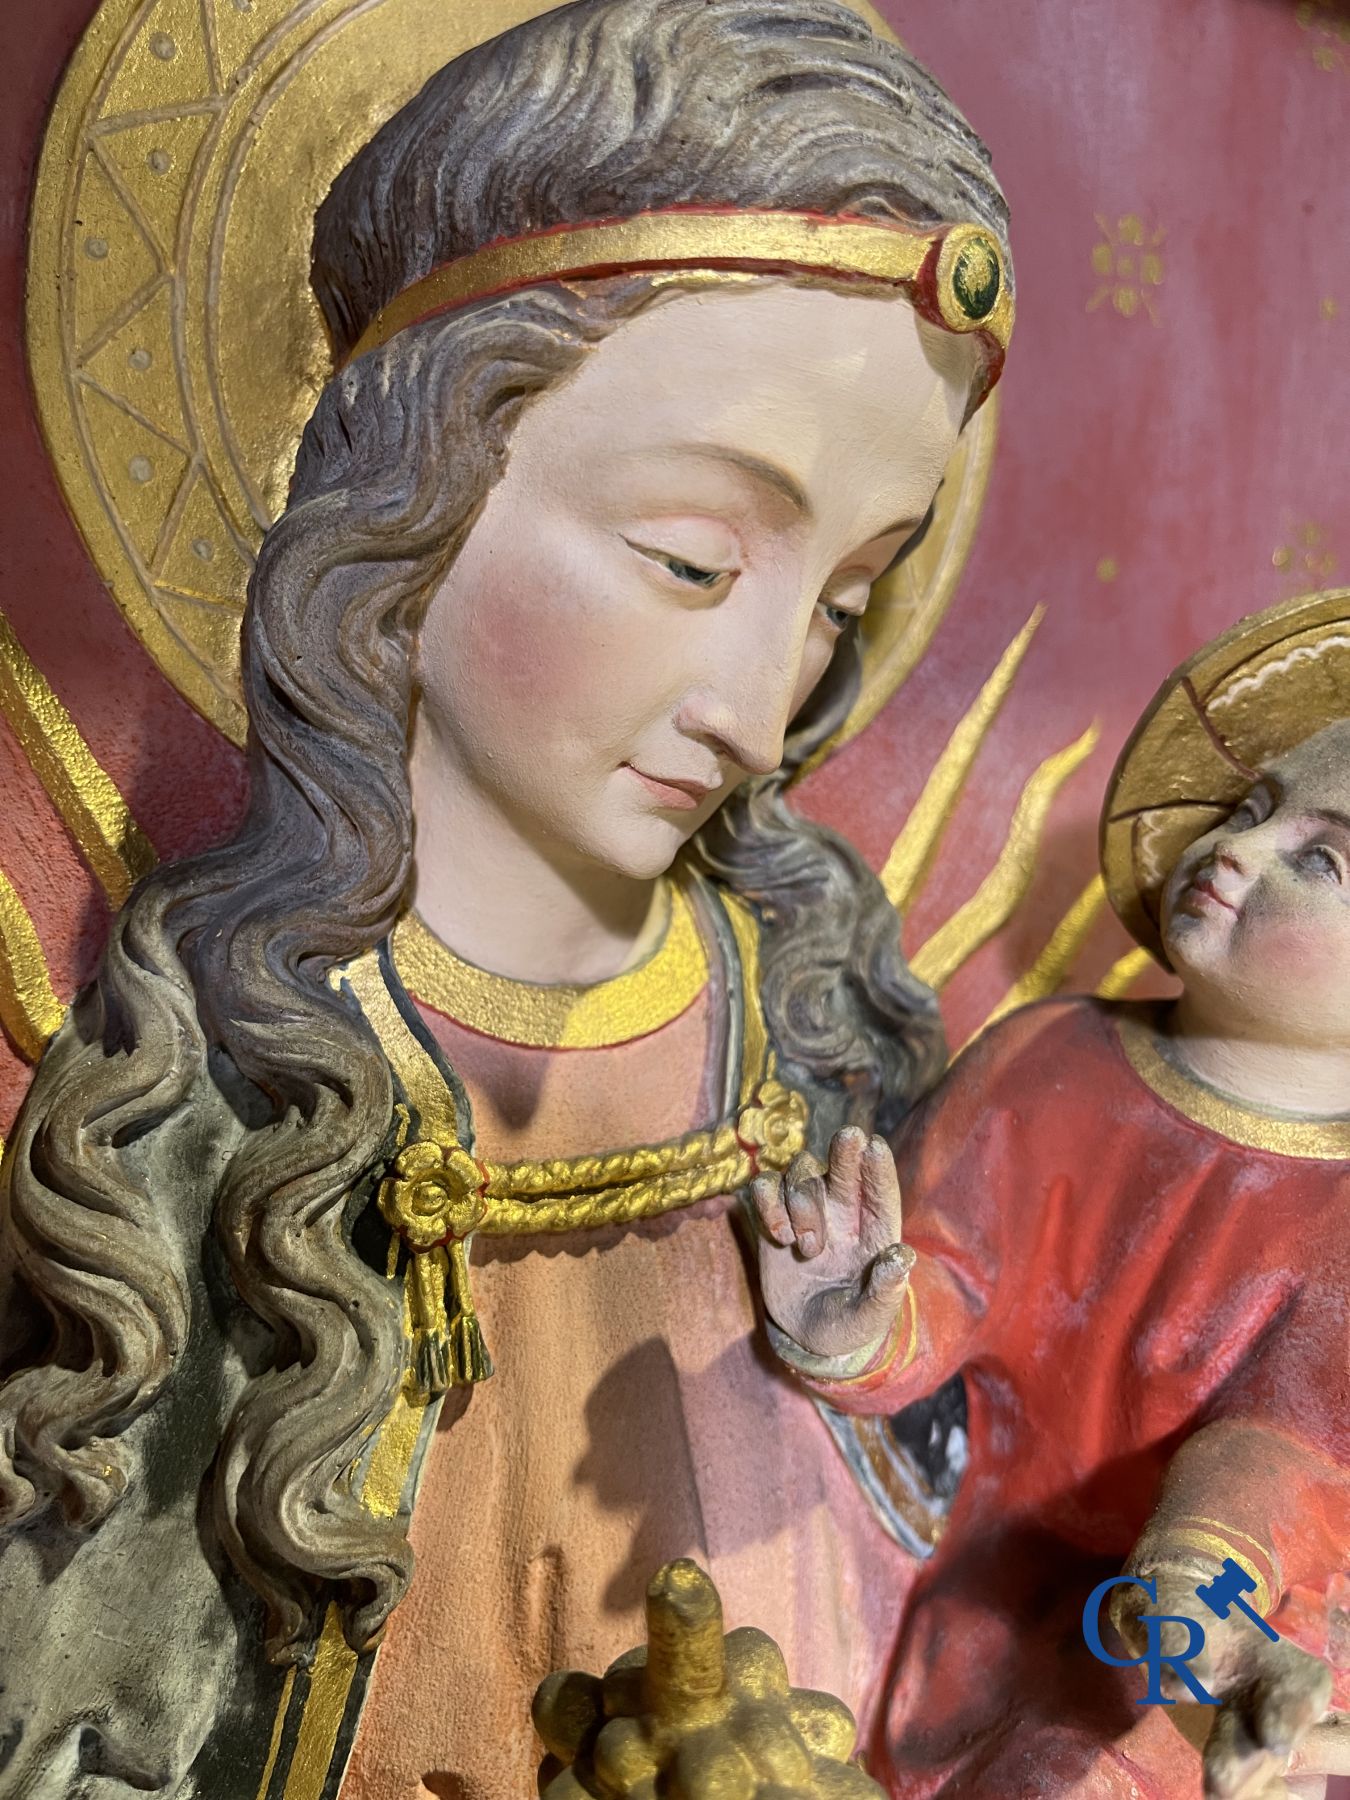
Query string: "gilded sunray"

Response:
xmin=1096 ymin=945 xmax=1153 ymax=1000
xmin=0 ymin=611 xmax=161 ymax=1076
xmin=979 ymin=874 xmax=1108 ymax=1032
xmin=881 ymin=608 xmax=1044 ymax=916
xmin=909 ymin=724 xmax=1101 ymax=992
xmin=0 ymin=873 xmax=66 ymax=1066
xmin=0 ymin=610 xmax=155 ymax=906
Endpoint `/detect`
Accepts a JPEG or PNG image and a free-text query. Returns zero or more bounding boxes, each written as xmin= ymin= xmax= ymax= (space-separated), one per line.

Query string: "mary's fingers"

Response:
xmin=785 ymin=1175 xmax=827 ymax=1257
xmin=858 ymin=1135 xmax=904 ymax=1256
xmin=751 ymin=1173 xmax=794 ymax=1248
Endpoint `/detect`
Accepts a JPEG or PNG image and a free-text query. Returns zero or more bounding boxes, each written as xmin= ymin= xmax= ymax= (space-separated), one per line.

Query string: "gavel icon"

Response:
xmin=1193 ymin=1557 xmax=1280 ymax=1643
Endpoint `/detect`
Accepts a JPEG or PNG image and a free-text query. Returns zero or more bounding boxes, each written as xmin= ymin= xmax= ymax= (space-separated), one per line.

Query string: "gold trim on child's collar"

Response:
xmin=1115 ymin=1007 xmax=1350 ymax=1161
xmin=392 ymin=879 xmax=708 ymax=1049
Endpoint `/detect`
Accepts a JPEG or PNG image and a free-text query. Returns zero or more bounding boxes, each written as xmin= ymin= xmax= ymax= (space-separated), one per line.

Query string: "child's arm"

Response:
xmin=1128 ymin=1416 xmax=1349 ymax=1635
xmin=752 ymin=1001 xmax=1083 ymax=1412
xmin=1114 ymin=1412 xmax=1347 ymax=1798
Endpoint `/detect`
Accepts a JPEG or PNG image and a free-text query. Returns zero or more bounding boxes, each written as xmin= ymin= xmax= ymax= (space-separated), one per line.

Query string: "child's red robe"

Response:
xmin=803 ymin=996 xmax=1349 ymax=1798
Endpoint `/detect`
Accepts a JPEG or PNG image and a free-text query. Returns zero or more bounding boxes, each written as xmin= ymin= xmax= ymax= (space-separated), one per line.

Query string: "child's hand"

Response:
xmin=751 ymin=1125 xmax=914 ymax=1362
xmin=1111 ymin=1558 xmax=1334 ymax=1799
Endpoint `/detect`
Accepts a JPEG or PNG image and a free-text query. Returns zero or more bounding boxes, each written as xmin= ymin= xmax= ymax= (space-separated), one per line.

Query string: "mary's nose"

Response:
xmin=675 ymin=672 xmax=796 ymax=779
xmin=673 ymin=633 xmax=802 ymax=774
xmin=674 ymin=582 xmax=818 ymax=778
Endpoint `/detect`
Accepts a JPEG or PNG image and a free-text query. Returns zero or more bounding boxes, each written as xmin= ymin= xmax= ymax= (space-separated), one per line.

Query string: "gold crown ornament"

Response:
xmin=1101 ymin=587 xmax=1350 ymax=961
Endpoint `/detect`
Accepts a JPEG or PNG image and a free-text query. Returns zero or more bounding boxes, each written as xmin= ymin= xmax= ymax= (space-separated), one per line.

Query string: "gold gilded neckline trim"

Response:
xmin=392 ymin=880 xmax=708 ymax=1049
xmin=1115 ymin=1008 xmax=1350 ymax=1161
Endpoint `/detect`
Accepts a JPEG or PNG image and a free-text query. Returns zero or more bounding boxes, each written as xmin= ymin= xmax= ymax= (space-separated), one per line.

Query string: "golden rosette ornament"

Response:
xmin=736 ymin=1078 xmax=810 ymax=1174
xmin=378 ymin=1139 xmax=492 ymax=1395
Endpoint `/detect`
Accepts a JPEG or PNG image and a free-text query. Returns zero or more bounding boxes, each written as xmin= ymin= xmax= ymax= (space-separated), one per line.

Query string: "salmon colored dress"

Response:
xmin=339 ymin=906 xmax=922 ymax=1800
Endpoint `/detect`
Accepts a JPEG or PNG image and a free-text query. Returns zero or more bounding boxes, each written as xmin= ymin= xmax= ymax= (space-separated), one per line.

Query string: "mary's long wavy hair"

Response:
xmin=0 ymin=0 xmax=1008 ymax=1659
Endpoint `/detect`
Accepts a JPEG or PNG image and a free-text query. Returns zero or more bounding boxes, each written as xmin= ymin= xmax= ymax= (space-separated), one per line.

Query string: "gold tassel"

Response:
xmin=408 ymin=1246 xmax=452 ymax=1401
xmin=381 ymin=1138 xmax=493 ymax=1396
xmin=445 ymin=1237 xmax=494 ymax=1384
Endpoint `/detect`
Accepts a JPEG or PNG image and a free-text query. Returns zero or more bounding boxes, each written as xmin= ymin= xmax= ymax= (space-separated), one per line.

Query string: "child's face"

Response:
xmin=1160 ymin=720 xmax=1350 ymax=1046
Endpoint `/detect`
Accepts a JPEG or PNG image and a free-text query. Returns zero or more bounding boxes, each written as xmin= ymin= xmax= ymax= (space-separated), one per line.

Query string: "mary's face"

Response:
xmin=415 ymin=281 xmax=973 ymax=881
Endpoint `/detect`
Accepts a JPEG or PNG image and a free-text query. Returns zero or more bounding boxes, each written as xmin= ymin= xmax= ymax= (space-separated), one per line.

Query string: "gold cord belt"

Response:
xmin=338 ymin=890 xmax=808 ymax=1397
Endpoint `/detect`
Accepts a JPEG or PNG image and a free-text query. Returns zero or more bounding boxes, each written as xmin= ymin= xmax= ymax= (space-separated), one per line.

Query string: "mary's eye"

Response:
xmin=629 ymin=541 xmax=732 ymax=589
xmin=1227 ymin=802 xmax=1258 ymax=832
xmin=1299 ymin=844 xmax=1345 ymax=883
xmin=660 ymin=555 xmax=723 ymax=589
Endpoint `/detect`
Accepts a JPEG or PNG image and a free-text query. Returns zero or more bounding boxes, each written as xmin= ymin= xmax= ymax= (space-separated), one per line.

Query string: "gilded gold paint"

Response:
xmin=392 ymin=880 xmax=707 ymax=1049
xmin=880 ymin=609 xmax=1044 ymax=915
xmin=979 ymin=876 xmax=1108 ymax=1034
xmin=27 ymin=0 xmax=995 ymax=756
xmin=282 ymin=1605 xmax=358 ymax=1800
xmin=721 ymin=889 xmax=769 ymax=1109
xmin=252 ymin=1667 xmax=296 ymax=1800
xmin=0 ymin=872 xmax=66 ymax=1063
xmin=1095 ymin=946 xmax=1152 ymax=1001
xmin=1155 ymin=1526 xmax=1273 ymax=1618
xmin=360 ymin=1387 xmax=427 ymax=1520
xmin=910 ymin=725 xmax=1100 ymax=992
xmin=0 ymin=612 xmax=154 ymax=907
xmin=347 ymin=897 xmax=806 ymax=1244
xmin=1116 ymin=1009 xmax=1350 ymax=1160
xmin=348 ymin=211 xmax=1012 ymax=364
xmin=1102 ymin=589 xmax=1350 ymax=959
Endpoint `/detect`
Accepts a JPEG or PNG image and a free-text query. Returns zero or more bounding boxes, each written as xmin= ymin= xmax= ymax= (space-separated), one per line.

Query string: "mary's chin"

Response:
xmin=588 ymin=812 xmax=699 ymax=884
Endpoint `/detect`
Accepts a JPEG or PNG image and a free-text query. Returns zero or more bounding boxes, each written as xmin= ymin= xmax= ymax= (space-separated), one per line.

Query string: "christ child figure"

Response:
xmin=754 ymin=591 xmax=1350 ymax=1800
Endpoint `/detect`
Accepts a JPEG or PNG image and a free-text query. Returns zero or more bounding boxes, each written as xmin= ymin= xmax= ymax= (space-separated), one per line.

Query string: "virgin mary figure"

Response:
xmin=0 ymin=1 xmax=1012 ymax=1794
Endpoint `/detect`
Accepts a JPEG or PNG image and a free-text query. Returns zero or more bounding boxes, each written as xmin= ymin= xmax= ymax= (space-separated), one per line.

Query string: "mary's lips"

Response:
xmin=625 ymin=765 xmax=716 ymax=811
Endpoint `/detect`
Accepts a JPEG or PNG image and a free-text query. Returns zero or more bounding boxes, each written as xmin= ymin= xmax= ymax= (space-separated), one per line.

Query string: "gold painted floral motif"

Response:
xmin=736 ymin=1078 xmax=810 ymax=1169
xmin=1272 ymin=517 xmax=1338 ymax=587
xmin=379 ymin=1140 xmax=487 ymax=1249
xmin=1088 ymin=213 xmax=1165 ymax=322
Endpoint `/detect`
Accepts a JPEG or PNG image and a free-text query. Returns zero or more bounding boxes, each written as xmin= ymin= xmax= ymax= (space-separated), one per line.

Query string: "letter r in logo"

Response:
xmin=1081 ymin=1575 xmax=1219 ymax=1706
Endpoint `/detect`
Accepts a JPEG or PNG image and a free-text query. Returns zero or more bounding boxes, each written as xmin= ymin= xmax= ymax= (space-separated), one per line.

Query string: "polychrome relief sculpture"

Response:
xmin=755 ymin=592 xmax=1350 ymax=1798
xmin=0 ymin=2 xmax=1016 ymax=1795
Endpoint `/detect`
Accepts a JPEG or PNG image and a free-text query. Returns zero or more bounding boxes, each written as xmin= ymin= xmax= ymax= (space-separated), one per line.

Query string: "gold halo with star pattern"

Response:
xmin=27 ymin=0 xmax=998 ymax=751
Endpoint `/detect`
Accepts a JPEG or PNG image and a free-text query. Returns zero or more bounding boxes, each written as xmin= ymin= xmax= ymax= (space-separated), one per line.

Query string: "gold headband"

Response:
xmin=343 ymin=208 xmax=1013 ymax=400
